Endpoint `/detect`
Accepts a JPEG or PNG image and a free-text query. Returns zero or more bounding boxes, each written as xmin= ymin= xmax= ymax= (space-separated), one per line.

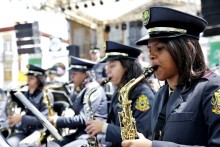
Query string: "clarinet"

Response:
xmin=84 ymin=78 xmax=111 ymax=147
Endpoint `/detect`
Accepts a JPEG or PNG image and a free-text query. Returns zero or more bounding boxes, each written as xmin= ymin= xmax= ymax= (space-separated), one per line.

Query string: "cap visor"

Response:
xmin=101 ymin=56 xmax=137 ymax=63
xmin=136 ymin=32 xmax=185 ymax=45
xmin=135 ymin=34 xmax=150 ymax=45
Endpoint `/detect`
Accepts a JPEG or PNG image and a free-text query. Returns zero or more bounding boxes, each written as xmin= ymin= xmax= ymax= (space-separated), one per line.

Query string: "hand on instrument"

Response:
xmin=121 ymin=133 xmax=152 ymax=147
xmin=85 ymin=119 xmax=104 ymax=138
xmin=48 ymin=114 xmax=58 ymax=125
xmin=8 ymin=114 xmax=22 ymax=126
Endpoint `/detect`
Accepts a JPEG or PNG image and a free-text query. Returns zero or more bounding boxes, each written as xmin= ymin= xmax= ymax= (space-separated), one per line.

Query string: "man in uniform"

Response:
xmin=47 ymin=56 xmax=108 ymax=147
xmin=0 ymin=88 xmax=9 ymax=138
xmin=46 ymin=66 xmax=59 ymax=85
xmin=89 ymin=46 xmax=107 ymax=84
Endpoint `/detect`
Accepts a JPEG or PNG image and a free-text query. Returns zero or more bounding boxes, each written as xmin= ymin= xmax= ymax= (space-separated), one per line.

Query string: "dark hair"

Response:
xmin=118 ymin=59 xmax=143 ymax=89
xmin=163 ymin=36 xmax=206 ymax=86
xmin=36 ymin=75 xmax=47 ymax=90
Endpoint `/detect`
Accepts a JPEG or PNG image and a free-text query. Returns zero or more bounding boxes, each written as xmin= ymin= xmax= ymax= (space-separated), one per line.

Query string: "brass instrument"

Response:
xmin=43 ymin=82 xmax=75 ymax=137
xmin=2 ymin=95 xmax=15 ymax=138
xmin=1 ymin=84 xmax=28 ymax=139
xmin=6 ymin=84 xmax=27 ymax=116
xmin=43 ymin=82 xmax=73 ymax=116
xmin=84 ymin=78 xmax=111 ymax=147
xmin=9 ymin=84 xmax=63 ymax=146
xmin=42 ymin=84 xmax=65 ymax=140
xmin=19 ymin=84 xmax=66 ymax=146
xmin=118 ymin=66 xmax=157 ymax=140
xmin=43 ymin=85 xmax=57 ymax=116
xmin=18 ymin=82 xmax=73 ymax=146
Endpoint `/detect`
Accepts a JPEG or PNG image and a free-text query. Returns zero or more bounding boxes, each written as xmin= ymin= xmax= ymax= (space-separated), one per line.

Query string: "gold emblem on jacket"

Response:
xmin=211 ymin=89 xmax=220 ymax=114
xmin=135 ymin=94 xmax=150 ymax=111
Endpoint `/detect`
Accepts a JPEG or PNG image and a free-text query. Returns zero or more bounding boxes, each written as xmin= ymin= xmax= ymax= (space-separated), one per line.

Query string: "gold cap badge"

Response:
xmin=142 ymin=8 xmax=150 ymax=25
xmin=26 ymin=65 xmax=30 ymax=69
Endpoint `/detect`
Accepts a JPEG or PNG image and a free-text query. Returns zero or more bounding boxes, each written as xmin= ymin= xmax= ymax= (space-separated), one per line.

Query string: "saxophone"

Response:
xmin=43 ymin=85 xmax=57 ymax=116
xmin=41 ymin=84 xmax=65 ymax=137
xmin=19 ymin=84 xmax=57 ymax=146
xmin=43 ymin=81 xmax=73 ymax=116
xmin=118 ymin=66 xmax=157 ymax=141
xmin=36 ymin=84 xmax=68 ymax=144
xmin=14 ymin=91 xmax=63 ymax=146
xmin=84 ymin=78 xmax=111 ymax=147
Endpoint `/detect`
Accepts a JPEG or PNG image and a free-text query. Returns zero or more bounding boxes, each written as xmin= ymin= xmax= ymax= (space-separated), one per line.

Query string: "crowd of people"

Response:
xmin=0 ymin=6 xmax=220 ymax=147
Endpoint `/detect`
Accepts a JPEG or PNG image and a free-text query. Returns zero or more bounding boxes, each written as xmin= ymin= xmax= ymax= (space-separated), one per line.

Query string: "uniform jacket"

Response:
xmin=18 ymin=89 xmax=48 ymax=135
xmin=56 ymin=81 xmax=108 ymax=137
xmin=0 ymin=89 xmax=8 ymax=129
xmin=106 ymin=83 xmax=155 ymax=146
xmin=152 ymin=72 xmax=220 ymax=147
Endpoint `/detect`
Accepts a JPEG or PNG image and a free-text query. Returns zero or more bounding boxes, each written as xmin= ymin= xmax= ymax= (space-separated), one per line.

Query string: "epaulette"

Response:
xmin=201 ymin=70 xmax=213 ymax=79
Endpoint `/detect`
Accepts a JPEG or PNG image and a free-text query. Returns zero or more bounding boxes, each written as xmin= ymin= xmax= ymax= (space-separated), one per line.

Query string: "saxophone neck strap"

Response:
xmin=153 ymin=90 xmax=173 ymax=140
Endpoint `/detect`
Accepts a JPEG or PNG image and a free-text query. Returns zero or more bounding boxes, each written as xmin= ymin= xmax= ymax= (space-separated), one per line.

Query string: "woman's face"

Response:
xmin=106 ymin=60 xmax=126 ymax=86
xmin=147 ymin=39 xmax=179 ymax=82
xmin=27 ymin=75 xmax=39 ymax=90
xmin=71 ymin=71 xmax=87 ymax=87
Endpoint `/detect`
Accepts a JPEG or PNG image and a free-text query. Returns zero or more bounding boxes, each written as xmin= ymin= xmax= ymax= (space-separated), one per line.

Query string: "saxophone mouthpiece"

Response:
xmin=63 ymin=81 xmax=73 ymax=86
xmin=143 ymin=66 xmax=158 ymax=77
xmin=151 ymin=65 xmax=158 ymax=71
xmin=100 ymin=77 xmax=111 ymax=86
xmin=20 ymin=84 xmax=28 ymax=88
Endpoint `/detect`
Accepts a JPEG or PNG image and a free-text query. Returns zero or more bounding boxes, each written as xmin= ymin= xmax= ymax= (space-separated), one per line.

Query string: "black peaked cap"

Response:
xmin=69 ymin=56 xmax=95 ymax=71
xmin=136 ymin=6 xmax=208 ymax=45
xmin=26 ymin=64 xmax=47 ymax=76
xmin=101 ymin=41 xmax=142 ymax=62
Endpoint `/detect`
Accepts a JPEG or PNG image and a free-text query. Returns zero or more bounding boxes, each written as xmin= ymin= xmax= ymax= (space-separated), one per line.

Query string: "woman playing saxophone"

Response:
xmin=85 ymin=41 xmax=155 ymax=147
xmin=122 ymin=6 xmax=220 ymax=147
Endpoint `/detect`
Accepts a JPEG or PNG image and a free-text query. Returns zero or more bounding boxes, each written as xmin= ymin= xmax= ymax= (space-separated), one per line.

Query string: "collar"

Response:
xmin=168 ymin=87 xmax=174 ymax=96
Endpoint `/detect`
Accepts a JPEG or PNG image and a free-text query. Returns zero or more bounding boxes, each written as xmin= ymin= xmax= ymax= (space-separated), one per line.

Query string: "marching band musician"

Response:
xmin=46 ymin=65 xmax=60 ymax=85
xmin=0 ymin=88 xmax=8 ymax=137
xmin=122 ymin=6 xmax=220 ymax=147
xmin=7 ymin=64 xmax=48 ymax=146
xmin=89 ymin=46 xmax=107 ymax=84
xmin=47 ymin=56 xmax=108 ymax=147
xmin=85 ymin=41 xmax=155 ymax=147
